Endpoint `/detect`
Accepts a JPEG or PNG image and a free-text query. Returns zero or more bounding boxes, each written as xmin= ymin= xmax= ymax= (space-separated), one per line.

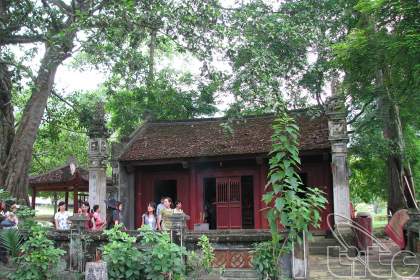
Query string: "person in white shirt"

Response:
xmin=54 ymin=201 xmax=70 ymax=230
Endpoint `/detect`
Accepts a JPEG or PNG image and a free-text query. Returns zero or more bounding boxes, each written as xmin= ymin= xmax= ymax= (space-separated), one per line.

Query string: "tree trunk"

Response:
xmin=0 ymin=60 xmax=14 ymax=188
xmin=378 ymin=70 xmax=408 ymax=214
xmin=4 ymin=42 xmax=73 ymax=204
xmin=147 ymin=29 xmax=157 ymax=88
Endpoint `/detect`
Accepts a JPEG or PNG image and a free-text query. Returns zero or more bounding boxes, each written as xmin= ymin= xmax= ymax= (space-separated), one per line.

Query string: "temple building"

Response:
xmin=115 ymin=102 xmax=351 ymax=234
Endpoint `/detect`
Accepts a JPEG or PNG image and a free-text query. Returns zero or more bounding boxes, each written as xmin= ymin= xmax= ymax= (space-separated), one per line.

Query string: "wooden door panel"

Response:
xmin=216 ymin=204 xmax=230 ymax=229
xmin=216 ymin=177 xmax=242 ymax=229
xmin=229 ymin=203 xmax=242 ymax=229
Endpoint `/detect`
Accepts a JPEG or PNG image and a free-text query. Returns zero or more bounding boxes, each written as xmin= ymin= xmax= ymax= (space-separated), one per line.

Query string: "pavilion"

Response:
xmin=29 ymin=160 xmax=114 ymax=212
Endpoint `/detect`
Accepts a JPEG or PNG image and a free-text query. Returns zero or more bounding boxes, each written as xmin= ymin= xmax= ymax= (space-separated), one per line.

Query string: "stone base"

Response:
xmin=85 ymin=261 xmax=108 ymax=280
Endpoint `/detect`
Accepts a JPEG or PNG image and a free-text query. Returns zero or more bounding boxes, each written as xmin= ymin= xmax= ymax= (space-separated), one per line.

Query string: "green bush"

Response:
xmin=0 ymin=229 xmax=23 ymax=260
xmin=251 ymin=241 xmax=289 ymax=280
xmin=102 ymin=224 xmax=142 ymax=280
xmin=139 ymin=226 xmax=187 ymax=280
xmin=186 ymin=235 xmax=215 ymax=279
xmin=9 ymin=225 xmax=65 ymax=280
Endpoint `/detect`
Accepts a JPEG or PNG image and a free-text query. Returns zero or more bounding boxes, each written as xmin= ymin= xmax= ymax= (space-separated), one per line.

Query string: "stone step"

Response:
xmin=310 ymin=237 xmax=341 ymax=255
xmin=222 ymin=268 xmax=259 ymax=279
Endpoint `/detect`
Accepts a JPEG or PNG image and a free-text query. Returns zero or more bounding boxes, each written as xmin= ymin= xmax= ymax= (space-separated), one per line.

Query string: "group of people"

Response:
xmin=54 ymin=199 xmax=124 ymax=231
xmin=0 ymin=201 xmax=19 ymax=229
xmin=141 ymin=196 xmax=185 ymax=231
xmin=1 ymin=196 xmax=182 ymax=232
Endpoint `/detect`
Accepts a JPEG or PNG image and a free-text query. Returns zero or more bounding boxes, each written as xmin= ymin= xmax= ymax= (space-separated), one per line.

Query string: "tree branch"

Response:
xmin=47 ymin=0 xmax=73 ymax=15
xmin=51 ymin=90 xmax=80 ymax=112
xmin=347 ymin=100 xmax=373 ymax=125
xmin=0 ymin=35 xmax=45 ymax=45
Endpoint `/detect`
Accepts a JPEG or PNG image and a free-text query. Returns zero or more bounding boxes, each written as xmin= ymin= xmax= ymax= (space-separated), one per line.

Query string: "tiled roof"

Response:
xmin=29 ymin=165 xmax=89 ymax=186
xmin=119 ymin=113 xmax=330 ymax=162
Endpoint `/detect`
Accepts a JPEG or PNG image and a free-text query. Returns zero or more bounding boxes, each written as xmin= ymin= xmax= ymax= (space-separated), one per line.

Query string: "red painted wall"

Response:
xmin=134 ymin=155 xmax=333 ymax=232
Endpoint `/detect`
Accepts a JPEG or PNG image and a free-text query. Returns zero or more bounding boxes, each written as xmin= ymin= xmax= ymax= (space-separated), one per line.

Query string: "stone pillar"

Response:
xmin=327 ymin=96 xmax=351 ymax=228
xmin=88 ymin=102 xmax=108 ymax=222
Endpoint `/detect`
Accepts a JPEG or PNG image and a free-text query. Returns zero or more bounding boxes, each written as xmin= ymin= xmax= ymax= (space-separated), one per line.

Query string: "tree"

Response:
xmin=223 ymin=0 xmax=357 ymax=114
xmin=334 ymin=0 xmax=420 ymax=212
xmin=222 ymin=0 xmax=418 ymax=212
xmin=0 ymin=0 xmax=226 ymax=202
xmin=76 ymin=0 xmax=225 ymax=138
xmin=0 ymin=0 xmax=112 ymax=202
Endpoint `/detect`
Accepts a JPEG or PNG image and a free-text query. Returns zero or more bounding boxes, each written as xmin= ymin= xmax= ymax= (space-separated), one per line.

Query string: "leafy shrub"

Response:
xmin=16 ymin=205 xmax=37 ymax=231
xmin=0 ymin=189 xmax=12 ymax=201
xmin=263 ymin=112 xmax=327 ymax=245
xmin=15 ymin=206 xmax=36 ymax=220
xmin=102 ymin=224 xmax=142 ymax=280
xmin=139 ymin=226 xmax=187 ymax=280
xmin=9 ymin=225 xmax=65 ymax=280
xmin=186 ymin=235 xmax=215 ymax=279
xmin=252 ymin=241 xmax=288 ymax=280
xmin=0 ymin=229 xmax=23 ymax=260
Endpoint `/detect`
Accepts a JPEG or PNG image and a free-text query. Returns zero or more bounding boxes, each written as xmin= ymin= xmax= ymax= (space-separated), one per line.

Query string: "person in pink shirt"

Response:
xmin=92 ymin=204 xmax=105 ymax=231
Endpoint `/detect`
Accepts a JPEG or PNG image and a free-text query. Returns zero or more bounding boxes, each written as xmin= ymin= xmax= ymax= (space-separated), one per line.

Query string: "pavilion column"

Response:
xmin=327 ymin=95 xmax=351 ymax=229
xmin=73 ymin=189 xmax=79 ymax=213
xmin=65 ymin=191 xmax=69 ymax=211
xmin=87 ymin=102 xmax=109 ymax=222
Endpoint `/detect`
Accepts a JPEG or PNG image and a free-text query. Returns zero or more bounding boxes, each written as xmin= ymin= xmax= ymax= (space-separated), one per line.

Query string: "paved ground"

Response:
xmin=310 ymin=239 xmax=420 ymax=280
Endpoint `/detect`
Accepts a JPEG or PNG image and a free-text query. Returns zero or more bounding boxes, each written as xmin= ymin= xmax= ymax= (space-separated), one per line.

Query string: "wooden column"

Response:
xmin=189 ymin=165 xmax=198 ymax=227
xmin=31 ymin=187 xmax=36 ymax=209
xmin=256 ymin=162 xmax=267 ymax=229
xmin=64 ymin=191 xmax=69 ymax=211
xmin=73 ymin=189 xmax=79 ymax=213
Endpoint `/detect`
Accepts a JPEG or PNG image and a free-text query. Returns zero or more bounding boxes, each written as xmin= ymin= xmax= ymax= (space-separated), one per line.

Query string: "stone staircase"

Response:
xmin=309 ymin=235 xmax=341 ymax=255
xmin=197 ymin=268 xmax=259 ymax=280
xmin=222 ymin=269 xmax=259 ymax=280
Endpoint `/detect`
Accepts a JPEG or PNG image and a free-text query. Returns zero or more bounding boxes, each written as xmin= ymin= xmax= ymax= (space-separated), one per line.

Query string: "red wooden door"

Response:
xmin=216 ymin=177 xmax=242 ymax=229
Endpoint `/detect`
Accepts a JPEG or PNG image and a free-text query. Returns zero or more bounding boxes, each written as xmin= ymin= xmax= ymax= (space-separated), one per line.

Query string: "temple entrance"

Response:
xmin=154 ymin=179 xmax=177 ymax=206
xmin=204 ymin=176 xmax=254 ymax=229
xmin=241 ymin=176 xmax=254 ymax=229
xmin=203 ymin=178 xmax=217 ymax=229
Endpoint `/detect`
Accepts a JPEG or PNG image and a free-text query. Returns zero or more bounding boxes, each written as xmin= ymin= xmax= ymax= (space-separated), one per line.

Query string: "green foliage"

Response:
xmin=139 ymin=226 xmax=187 ymax=280
xmin=186 ymin=235 xmax=215 ymax=279
xmin=334 ymin=0 xmax=420 ymax=205
xmin=106 ymin=71 xmax=218 ymax=138
xmin=0 ymin=229 xmax=23 ymax=259
xmin=102 ymin=224 xmax=142 ymax=280
xmin=30 ymin=93 xmax=89 ymax=176
xmin=9 ymin=225 xmax=65 ymax=280
xmin=0 ymin=189 xmax=12 ymax=202
xmin=15 ymin=205 xmax=35 ymax=220
xmin=251 ymin=241 xmax=286 ymax=280
xmin=263 ymin=111 xmax=327 ymax=245
xmin=197 ymin=235 xmax=214 ymax=271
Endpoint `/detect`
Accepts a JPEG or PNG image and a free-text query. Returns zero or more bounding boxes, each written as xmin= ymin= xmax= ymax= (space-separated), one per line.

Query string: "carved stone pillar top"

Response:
xmin=326 ymin=96 xmax=349 ymax=143
xmin=88 ymin=138 xmax=108 ymax=169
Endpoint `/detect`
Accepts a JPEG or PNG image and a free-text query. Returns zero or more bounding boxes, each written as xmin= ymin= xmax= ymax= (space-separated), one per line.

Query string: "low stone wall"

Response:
xmin=186 ymin=229 xmax=273 ymax=269
xmin=48 ymin=229 xmax=274 ymax=269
